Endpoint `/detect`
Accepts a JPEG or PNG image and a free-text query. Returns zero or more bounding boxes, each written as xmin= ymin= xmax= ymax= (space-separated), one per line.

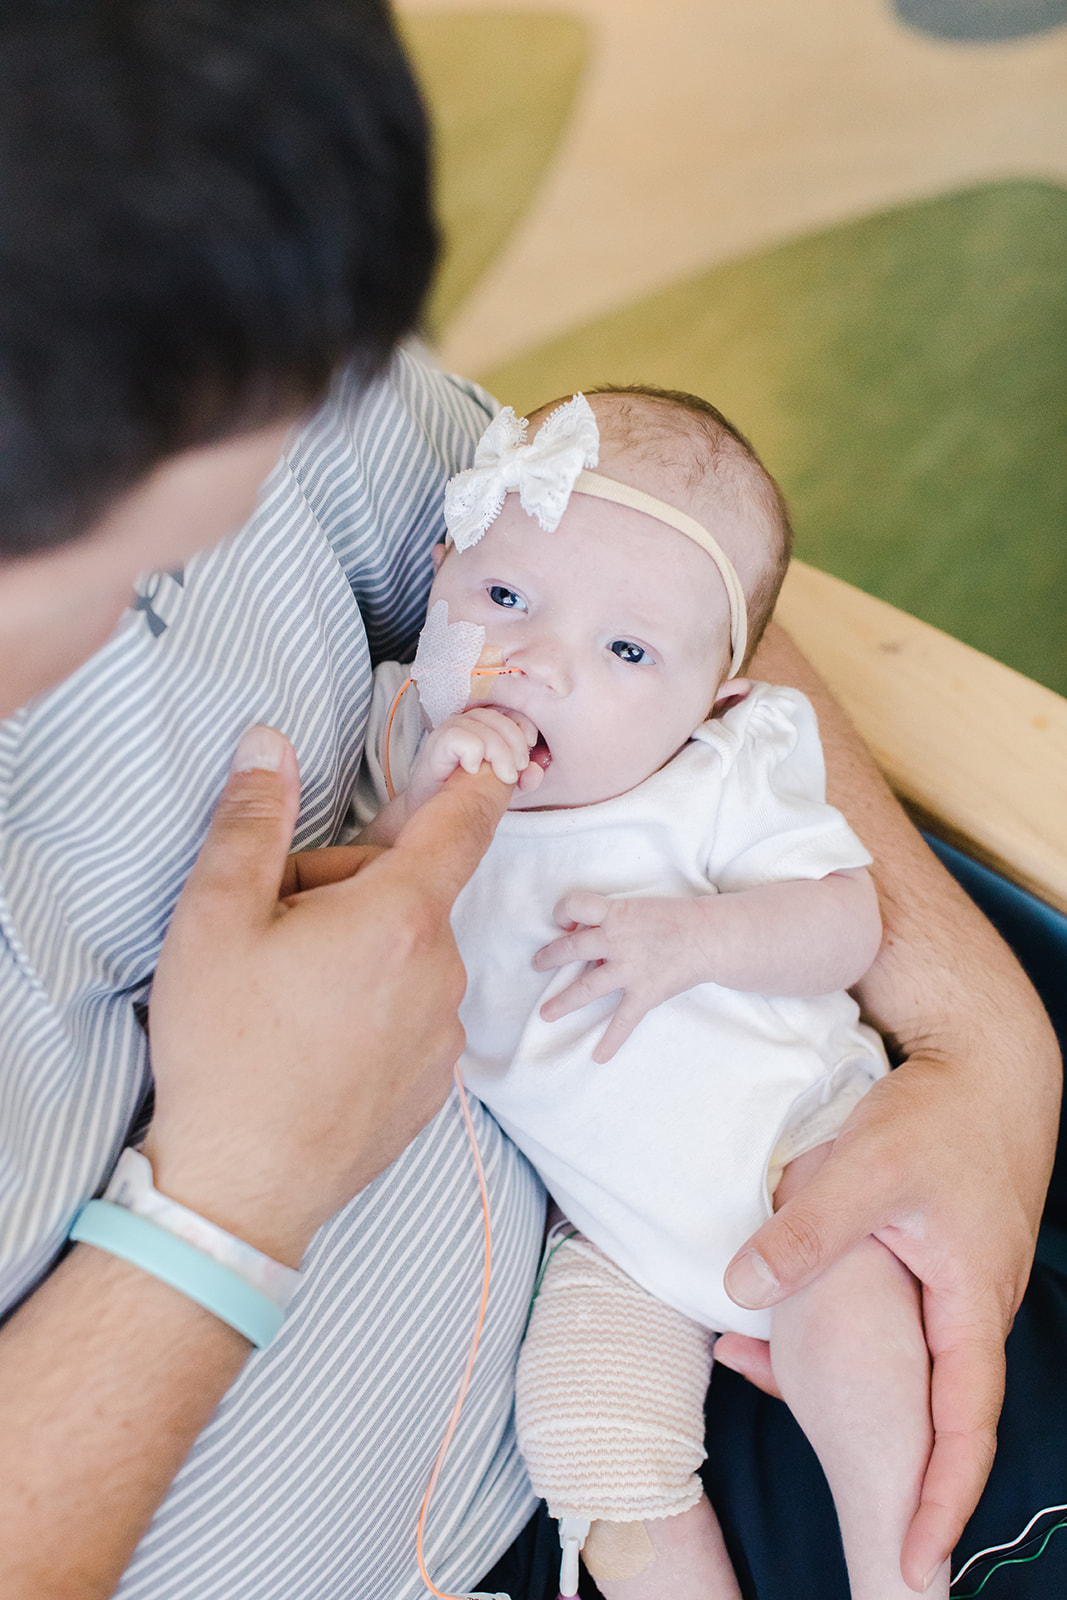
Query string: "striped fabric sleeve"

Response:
xmin=0 ymin=346 xmax=540 ymax=1600
xmin=288 ymin=346 xmax=499 ymax=667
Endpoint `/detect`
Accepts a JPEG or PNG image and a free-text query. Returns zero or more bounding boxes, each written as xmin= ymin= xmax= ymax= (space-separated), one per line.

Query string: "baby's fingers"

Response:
xmin=533 ymin=925 xmax=606 ymax=972
xmin=459 ymin=706 xmax=537 ymax=761
xmin=442 ymin=723 xmax=519 ymax=784
xmin=516 ymin=760 xmax=545 ymax=794
xmin=540 ymin=962 xmax=620 ymax=1023
xmin=591 ymin=999 xmax=648 ymax=1062
xmin=493 ymin=707 xmax=539 ymax=752
xmin=553 ymin=891 xmax=610 ymax=931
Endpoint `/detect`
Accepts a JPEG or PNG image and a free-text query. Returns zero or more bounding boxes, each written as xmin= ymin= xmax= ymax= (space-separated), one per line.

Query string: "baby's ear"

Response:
xmin=430 ymin=542 xmax=448 ymax=574
xmin=712 ymin=677 xmax=752 ymax=717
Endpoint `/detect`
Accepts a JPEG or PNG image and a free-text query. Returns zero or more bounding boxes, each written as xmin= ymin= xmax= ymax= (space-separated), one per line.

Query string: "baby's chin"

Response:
xmin=505 ymin=727 xmax=701 ymax=810
xmin=505 ymin=759 xmax=640 ymax=812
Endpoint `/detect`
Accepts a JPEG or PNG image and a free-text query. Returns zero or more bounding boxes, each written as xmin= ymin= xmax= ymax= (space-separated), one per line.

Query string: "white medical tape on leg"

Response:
xmin=515 ymin=1231 xmax=714 ymax=1522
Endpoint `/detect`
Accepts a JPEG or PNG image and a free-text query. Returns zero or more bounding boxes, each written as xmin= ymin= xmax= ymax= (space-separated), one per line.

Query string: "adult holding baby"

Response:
xmin=0 ymin=5 xmax=1059 ymax=1600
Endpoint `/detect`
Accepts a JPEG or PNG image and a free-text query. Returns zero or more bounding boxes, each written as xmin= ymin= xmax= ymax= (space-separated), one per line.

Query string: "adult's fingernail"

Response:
xmin=230 ymin=725 xmax=285 ymax=774
xmin=723 ymin=1250 xmax=780 ymax=1309
xmin=920 ymin=1562 xmax=946 ymax=1592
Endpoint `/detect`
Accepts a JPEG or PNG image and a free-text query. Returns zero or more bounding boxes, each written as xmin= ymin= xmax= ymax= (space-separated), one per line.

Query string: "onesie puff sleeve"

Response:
xmin=346 ymin=659 xmax=425 ymax=831
xmin=696 ymin=683 xmax=874 ymax=893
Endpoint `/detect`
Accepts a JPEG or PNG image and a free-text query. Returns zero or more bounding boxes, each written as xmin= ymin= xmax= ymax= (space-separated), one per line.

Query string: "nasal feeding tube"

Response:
xmin=379 ymin=606 xmax=526 ymax=1599
xmin=382 ymin=657 xmax=521 ymax=802
xmin=382 ymin=601 xmax=524 ymax=800
xmin=470 ymin=650 xmax=522 ymax=693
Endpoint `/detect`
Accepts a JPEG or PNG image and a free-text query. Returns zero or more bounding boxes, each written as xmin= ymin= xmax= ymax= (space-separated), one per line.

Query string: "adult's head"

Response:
xmin=0 ymin=0 xmax=437 ymax=712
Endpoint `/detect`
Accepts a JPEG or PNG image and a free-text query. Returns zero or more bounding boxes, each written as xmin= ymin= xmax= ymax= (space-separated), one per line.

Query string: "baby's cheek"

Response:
xmin=615 ymin=701 xmax=671 ymax=763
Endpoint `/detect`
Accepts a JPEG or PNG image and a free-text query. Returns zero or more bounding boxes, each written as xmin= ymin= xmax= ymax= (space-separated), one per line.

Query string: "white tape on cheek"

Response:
xmin=582 ymin=1520 xmax=656 ymax=1582
xmin=410 ymin=599 xmax=486 ymax=727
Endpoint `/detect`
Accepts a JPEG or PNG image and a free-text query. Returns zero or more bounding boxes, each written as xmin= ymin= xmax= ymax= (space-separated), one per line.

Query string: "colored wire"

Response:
xmin=523 ymin=1221 xmax=578 ymax=1339
xmin=382 ymin=676 xmax=415 ymax=801
xmin=382 ymin=667 xmax=520 ymax=802
xmin=415 ymin=1064 xmax=494 ymax=1600
xmin=530 ymin=1223 xmax=578 ymax=1304
xmin=952 ymin=1504 xmax=1067 ymax=1592
xmin=951 ymin=1517 xmax=1067 ymax=1596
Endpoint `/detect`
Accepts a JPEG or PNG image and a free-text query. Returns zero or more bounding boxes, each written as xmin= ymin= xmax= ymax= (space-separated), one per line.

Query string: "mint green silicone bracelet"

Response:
xmin=70 ymin=1200 xmax=285 ymax=1348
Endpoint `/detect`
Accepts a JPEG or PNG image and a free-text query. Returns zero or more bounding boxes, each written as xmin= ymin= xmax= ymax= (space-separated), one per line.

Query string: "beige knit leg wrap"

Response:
xmin=515 ymin=1231 xmax=714 ymax=1522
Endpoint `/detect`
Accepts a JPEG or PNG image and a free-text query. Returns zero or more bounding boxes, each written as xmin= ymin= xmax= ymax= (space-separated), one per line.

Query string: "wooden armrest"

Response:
xmin=776 ymin=561 xmax=1067 ymax=917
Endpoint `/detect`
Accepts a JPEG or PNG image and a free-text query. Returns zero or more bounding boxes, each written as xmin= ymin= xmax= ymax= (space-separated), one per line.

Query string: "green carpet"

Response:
xmin=480 ymin=182 xmax=1067 ymax=696
xmin=400 ymin=11 xmax=588 ymax=336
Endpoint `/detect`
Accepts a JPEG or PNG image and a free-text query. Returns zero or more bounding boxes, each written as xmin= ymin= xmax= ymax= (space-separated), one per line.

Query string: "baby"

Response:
xmin=354 ymin=387 xmax=945 ymax=1600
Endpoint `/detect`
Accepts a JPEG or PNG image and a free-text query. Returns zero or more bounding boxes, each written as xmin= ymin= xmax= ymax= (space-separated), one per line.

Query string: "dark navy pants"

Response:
xmin=480 ymin=842 xmax=1067 ymax=1600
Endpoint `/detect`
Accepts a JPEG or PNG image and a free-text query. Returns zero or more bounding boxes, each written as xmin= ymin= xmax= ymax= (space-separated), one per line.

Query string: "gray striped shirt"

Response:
xmin=0 ymin=346 xmax=543 ymax=1596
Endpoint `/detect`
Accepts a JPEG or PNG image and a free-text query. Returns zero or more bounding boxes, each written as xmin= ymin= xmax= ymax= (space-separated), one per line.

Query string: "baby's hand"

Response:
xmin=533 ymin=893 xmax=708 ymax=1062
xmin=408 ymin=706 xmax=544 ymax=809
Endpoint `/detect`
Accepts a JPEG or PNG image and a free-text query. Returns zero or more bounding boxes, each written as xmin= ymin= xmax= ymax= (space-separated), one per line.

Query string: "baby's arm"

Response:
xmin=359 ymin=705 xmax=542 ymax=847
xmin=535 ymin=870 xmax=882 ymax=1062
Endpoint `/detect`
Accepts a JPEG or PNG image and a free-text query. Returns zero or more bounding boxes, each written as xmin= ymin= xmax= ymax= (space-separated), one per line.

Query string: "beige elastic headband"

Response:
xmin=572 ymin=471 xmax=748 ymax=677
xmin=442 ymin=396 xmax=749 ymax=677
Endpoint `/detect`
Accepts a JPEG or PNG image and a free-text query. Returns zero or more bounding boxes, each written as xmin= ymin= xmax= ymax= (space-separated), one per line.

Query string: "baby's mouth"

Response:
xmin=528 ymin=730 xmax=552 ymax=773
xmin=465 ymin=654 xmax=550 ymax=774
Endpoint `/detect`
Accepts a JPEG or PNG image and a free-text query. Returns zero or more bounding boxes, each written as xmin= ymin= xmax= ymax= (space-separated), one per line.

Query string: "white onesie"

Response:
xmin=356 ymin=671 xmax=889 ymax=1342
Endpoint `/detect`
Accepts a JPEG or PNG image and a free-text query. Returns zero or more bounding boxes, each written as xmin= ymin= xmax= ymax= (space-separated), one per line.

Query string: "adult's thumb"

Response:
xmin=392 ymin=763 xmax=512 ymax=910
xmin=723 ymin=1159 xmax=881 ymax=1311
xmin=178 ymin=725 xmax=302 ymax=930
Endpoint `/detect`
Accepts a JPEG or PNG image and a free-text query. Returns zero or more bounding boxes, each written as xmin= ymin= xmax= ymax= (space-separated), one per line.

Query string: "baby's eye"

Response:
xmin=609 ymin=639 xmax=650 ymax=666
xmin=488 ymin=584 xmax=527 ymax=612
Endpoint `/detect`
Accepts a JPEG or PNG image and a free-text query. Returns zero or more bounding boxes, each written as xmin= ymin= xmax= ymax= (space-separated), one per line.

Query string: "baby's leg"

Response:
xmin=515 ymin=1228 xmax=740 ymax=1600
xmin=769 ymin=1145 xmax=950 ymax=1600
xmin=582 ymin=1496 xmax=741 ymax=1600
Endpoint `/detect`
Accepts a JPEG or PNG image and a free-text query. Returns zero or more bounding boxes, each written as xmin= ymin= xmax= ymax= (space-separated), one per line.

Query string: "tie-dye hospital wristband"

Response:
xmin=103 ymin=1148 xmax=302 ymax=1308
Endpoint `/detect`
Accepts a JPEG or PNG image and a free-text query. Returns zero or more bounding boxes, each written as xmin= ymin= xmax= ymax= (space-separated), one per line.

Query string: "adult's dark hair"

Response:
xmin=0 ymin=0 xmax=438 ymax=555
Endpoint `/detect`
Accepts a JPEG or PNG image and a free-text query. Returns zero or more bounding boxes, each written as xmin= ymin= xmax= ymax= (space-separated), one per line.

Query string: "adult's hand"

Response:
xmin=145 ymin=723 xmax=511 ymax=1265
xmin=0 ymin=724 xmax=509 ymax=1599
xmin=716 ymin=624 xmax=1062 ymax=1593
xmin=720 ymin=1031 xmax=1056 ymax=1591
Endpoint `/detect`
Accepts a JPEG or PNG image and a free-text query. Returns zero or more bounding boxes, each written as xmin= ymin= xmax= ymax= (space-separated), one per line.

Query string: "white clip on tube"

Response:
xmin=558 ymin=1516 xmax=591 ymax=1598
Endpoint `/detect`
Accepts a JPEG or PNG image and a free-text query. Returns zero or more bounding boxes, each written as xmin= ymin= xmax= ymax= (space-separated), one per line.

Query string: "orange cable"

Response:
xmin=415 ymin=1063 xmax=494 ymax=1599
xmin=382 ymin=676 xmax=414 ymax=801
xmin=388 ymin=662 xmax=523 ymax=1594
xmin=383 ymin=668 xmax=522 ymax=802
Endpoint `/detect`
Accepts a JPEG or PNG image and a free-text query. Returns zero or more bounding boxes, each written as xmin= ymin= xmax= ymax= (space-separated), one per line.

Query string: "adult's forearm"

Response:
xmin=753 ymin=620 xmax=1061 ymax=1222
xmin=737 ymin=624 xmax=1061 ymax=1580
xmin=0 ymin=1245 xmax=250 ymax=1598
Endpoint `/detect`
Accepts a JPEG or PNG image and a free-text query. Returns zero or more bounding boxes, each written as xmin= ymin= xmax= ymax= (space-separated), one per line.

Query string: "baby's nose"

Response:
xmin=508 ymin=637 xmax=572 ymax=695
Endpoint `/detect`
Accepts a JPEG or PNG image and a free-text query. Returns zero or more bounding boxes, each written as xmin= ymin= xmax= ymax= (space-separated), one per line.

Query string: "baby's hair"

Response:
xmin=540 ymin=384 xmax=794 ymax=667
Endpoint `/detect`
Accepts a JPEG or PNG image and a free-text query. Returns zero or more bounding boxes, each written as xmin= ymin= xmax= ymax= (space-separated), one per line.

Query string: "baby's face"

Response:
xmin=428 ymin=489 xmax=738 ymax=809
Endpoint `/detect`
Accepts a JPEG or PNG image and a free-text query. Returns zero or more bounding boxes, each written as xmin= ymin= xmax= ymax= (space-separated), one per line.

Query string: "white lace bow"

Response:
xmin=443 ymin=393 xmax=600 ymax=549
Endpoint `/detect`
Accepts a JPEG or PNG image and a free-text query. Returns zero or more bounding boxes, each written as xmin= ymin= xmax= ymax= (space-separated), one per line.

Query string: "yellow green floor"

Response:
xmin=399 ymin=3 xmax=1067 ymax=695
